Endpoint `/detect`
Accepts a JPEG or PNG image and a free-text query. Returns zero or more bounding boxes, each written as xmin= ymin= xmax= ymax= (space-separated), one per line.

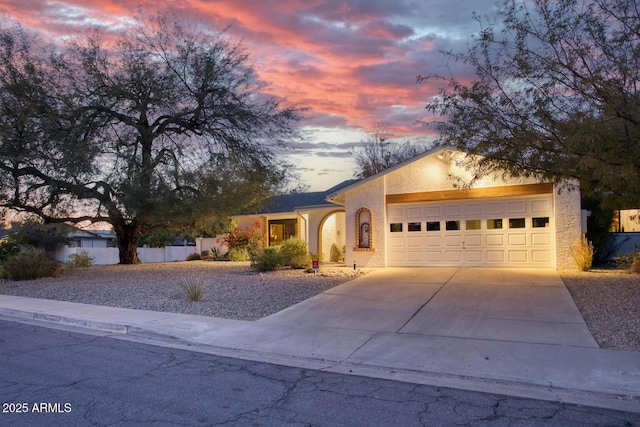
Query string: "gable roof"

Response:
xmin=257 ymin=179 xmax=360 ymax=214
xmin=326 ymin=146 xmax=454 ymax=205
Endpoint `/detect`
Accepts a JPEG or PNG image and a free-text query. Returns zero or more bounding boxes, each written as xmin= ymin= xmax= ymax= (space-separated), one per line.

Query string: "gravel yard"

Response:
xmin=0 ymin=262 xmax=361 ymax=321
xmin=0 ymin=262 xmax=637 ymax=351
xmin=560 ymin=269 xmax=640 ymax=351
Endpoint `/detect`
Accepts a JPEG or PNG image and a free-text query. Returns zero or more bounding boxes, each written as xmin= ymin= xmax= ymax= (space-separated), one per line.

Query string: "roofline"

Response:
xmin=326 ymin=145 xmax=457 ymax=202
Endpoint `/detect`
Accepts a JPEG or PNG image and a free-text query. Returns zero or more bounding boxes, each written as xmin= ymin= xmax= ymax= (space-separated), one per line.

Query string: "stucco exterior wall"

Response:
xmin=553 ymin=184 xmax=582 ymax=270
xmin=344 ymin=177 xmax=386 ymax=267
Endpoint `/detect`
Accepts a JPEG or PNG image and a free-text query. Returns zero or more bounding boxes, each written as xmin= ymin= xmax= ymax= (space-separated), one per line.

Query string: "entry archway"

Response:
xmin=317 ymin=210 xmax=345 ymax=262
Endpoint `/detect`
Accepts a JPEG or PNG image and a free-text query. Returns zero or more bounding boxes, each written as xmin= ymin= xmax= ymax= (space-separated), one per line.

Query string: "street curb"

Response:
xmin=2 ymin=309 xmax=640 ymax=415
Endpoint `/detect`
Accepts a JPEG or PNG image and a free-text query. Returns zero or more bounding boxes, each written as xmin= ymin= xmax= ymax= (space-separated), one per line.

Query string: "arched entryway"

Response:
xmin=317 ymin=210 xmax=346 ymax=262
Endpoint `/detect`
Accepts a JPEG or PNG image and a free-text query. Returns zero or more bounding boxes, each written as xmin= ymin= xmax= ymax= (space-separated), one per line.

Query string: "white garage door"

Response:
xmin=387 ymin=195 xmax=554 ymax=267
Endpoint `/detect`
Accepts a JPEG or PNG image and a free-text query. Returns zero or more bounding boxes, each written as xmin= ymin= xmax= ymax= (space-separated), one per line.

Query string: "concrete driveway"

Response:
xmin=260 ymin=267 xmax=598 ymax=348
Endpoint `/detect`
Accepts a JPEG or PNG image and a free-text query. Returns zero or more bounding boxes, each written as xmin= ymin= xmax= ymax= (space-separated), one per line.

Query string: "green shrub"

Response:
xmin=228 ymin=248 xmax=249 ymax=262
xmin=631 ymin=253 xmax=640 ymax=274
xmin=570 ymin=235 xmax=595 ymax=271
xmin=279 ymin=237 xmax=311 ymax=269
xmin=200 ymin=250 xmax=213 ymax=261
xmin=177 ymin=275 xmax=206 ymax=301
xmin=252 ymin=246 xmax=282 ymax=271
xmin=185 ymin=252 xmax=201 ymax=261
xmin=613 ymin=251 xmax=638 ymax=270
xmin=3 ymin=246 xmax=61 ymax=281
xmin=65 ymin=250 xmax=94 ymax=269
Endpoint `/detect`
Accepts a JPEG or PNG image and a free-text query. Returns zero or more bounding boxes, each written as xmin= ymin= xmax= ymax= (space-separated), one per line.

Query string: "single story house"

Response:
xmin=235 ymin=147 xmax=583 ymax=269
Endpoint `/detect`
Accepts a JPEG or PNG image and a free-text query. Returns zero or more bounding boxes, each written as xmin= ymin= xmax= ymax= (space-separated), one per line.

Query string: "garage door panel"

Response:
xmin=445 ymin=250 xmax=463 ymax=262
xmin=425 ymin=251 xmax=443 ymax=262
xmin=465 ymin=251 xmax=483 ymax=263
xmin=532 ymin=250 xmax=551 ymax=262
xmin=508 ymin=233 xmax=527 ymax=245
xmin=388 ymin=207 xmax=403 ymax=220
xmin=445 ymin=205 xmax=460 ymax=216
xmin=531 ymin=233 xmax=551 ymax=245
xmin=531 ymin=199 xmax=551 ymax=213
xmin=388 ymin=236 xmax=405 ymax=248
xmin=426 ymin=236 xmax=442 ymax=246
xmin=485 ymin=203 xmax=503 ymax=215
xmin=508 ymin=201 xmax=526 ymax=213
xmin=508 ymin=250 xmax=528 ymax=262
xmin=487 ymin=251 xmax=505 ymax=263
xmin=445 ymin=235 xmax=462 ymax=246
xmin=407 ymin=251 xmax=424 ymax=262
xmin=425 ymin=206 xmax=441 ymax=217
xmin=407 ymin=236 xmax=423 ymax=247
xmin=486 ymin=234 xmax=505 ymax=246
xmin=466 ymin=234 xmax=482 ymax=247
xmin=406 ymin=207 xmax=422 ymax=218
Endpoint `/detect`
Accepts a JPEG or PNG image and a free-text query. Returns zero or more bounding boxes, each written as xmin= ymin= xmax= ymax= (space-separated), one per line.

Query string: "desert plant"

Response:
xmin=210 ymin=246 xmax=227 ymax=261
xmin=185 ymin=252 xmax=202 ymax=261
xmin=65 ymin=250 xmax=94 ymax=269
xmin=279 ymin=237 xmax=311 ymax=269
xmin=570 ymin=235 xmax=595 ymax=271
xmin=177 ymin=275 xmax=206 ymax=301
xmin=2 ymin=246 xmax=61 ymax=280
xmin=252 ymin=246 xmax=282 ymax=271
xmin=200 ymin=250 xmax=213 ymax=261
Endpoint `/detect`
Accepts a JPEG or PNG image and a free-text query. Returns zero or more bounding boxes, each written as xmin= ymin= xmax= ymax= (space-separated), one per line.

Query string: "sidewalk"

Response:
xmin=1 ymin=267 xmax=639 ymax=414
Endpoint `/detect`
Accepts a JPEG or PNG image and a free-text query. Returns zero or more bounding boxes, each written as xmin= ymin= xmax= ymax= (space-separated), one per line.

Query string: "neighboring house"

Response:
xmin=236 ymin=146 xmax=583 ymax=269
xmin=67 ymin=229 xmax=116 ymax=248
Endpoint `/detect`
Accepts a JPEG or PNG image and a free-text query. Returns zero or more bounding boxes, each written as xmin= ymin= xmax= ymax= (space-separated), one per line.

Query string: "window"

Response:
xmin=487 ymin=219 xmax=503 ymax=229
xmin=390 ymin=223 xmax=403 ymax=232
xmin=509 ymin=218 xmax=526 ymax=228
xmin=466 ymin=219 xmax=481 ymax=230
xmin=532 ymin=217 xmax=550 ymax=228
xmin=611 ymin=209 xmax=640 ymax=232
xmin=268 ymin=219 xmax=297 ymax=246
xmin=408 ymin=222 xmax=422 ymax=232
xmin=426 ymin=221 xmax=440 ymax=231
xmin=445 ymin=220 xmax=460 ymax=231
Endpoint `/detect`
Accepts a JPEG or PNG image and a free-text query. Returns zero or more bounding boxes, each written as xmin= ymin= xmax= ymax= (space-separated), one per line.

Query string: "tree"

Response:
xmin=421 ymin=0 xmax=640 ymax=208
xmin=0 ymin=14 xmax=304 ymax=264
xmin=352 ymin=129 xmax=426 ymax=178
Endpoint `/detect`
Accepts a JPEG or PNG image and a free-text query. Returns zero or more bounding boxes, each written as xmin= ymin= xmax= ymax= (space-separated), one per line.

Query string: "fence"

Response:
xmin=52 ymin=245 xmax=197 ymax=265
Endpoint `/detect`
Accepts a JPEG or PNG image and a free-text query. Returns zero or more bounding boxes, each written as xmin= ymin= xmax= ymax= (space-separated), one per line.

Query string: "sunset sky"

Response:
xmin=0 ymin=0 xmax=498 ymax=190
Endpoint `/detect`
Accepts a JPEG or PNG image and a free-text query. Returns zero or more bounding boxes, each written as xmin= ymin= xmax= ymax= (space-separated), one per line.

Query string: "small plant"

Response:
xmin=65 ymin=250 xmax=94 ymax=269
xmin=228 ymin=247 xmax=249 ymax=262
xmin=200 ymin=250 xmax=213 ymax=261
xmin=570 ymin=235 xmax=595 ymax=271
xmin=3 ymin=246 xmax=61 ymax=280
xmin=185 ymin=252 xmax=201 ymax=261
xmin=613 ymin=251 xmax=638 ymax=270
xmin=631 ymin=253 xmax=640 ymax=274
xmin=279 ymin=237 xmax=311 ymax=269
xmin=252 ymin=246 xmax=282 ymax=271
xmin=177 ymin=275 xmax=206 ymax=302
xmin=210 ymin=246 xmax=227 ymax=261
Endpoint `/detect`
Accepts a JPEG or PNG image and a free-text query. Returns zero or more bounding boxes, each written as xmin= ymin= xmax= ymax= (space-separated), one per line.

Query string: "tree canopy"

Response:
xmin=421 ymin=0 xmax=640 ymax=208
xmin=0 ymin=14 xmax=304 ymax=263
xmin=351 ymin=129 xmax=427 ymax=179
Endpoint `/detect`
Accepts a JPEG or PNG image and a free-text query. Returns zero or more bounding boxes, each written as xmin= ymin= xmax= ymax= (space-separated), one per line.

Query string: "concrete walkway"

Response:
xmin=1 ymin=267 xmax=639 ymax=413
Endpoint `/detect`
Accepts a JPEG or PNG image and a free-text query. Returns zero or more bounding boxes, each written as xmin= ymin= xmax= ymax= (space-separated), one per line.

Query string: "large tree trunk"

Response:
xmin=113 ymin=221 xmax=142 ymax=264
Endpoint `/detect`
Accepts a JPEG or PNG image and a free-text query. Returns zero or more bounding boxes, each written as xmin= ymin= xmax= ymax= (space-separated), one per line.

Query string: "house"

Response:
xmin=67 ymin=229 xmax=116 ymax=248
xmin=234 ymin=180 xmax=357 ymax=262
xmin=236 ymin=147 xmax=583 ymax=269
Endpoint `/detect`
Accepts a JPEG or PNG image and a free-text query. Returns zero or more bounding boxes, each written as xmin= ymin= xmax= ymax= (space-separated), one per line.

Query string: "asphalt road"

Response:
xmin=0 ymin=319 xmax=638 ymax=426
